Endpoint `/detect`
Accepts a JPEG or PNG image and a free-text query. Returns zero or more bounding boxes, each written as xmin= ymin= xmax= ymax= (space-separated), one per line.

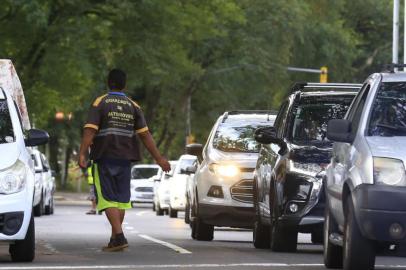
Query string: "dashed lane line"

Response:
xmin=138 ymin=234 xmax=192 ymax=254
xmin=0 ymin=263 xmax=406 ymax=269
xmin=136 ymin=211 xmax=148 ymax=216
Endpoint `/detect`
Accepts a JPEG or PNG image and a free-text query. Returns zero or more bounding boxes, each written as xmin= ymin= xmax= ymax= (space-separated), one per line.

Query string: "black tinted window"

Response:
xmin=0 ymin=100 xmax=15 ymax=144
xmin=368 ymin=82 xmax=406 ymax=136
xmin=290 ymin=95 xmax=354 ymax=145
xmin=131 ymin=167 xmax=158 ymax=179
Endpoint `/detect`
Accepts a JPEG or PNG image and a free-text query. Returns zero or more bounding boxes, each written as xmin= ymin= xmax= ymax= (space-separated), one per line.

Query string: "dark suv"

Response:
xmin=252 ymin=83 xmax=360 ymax=252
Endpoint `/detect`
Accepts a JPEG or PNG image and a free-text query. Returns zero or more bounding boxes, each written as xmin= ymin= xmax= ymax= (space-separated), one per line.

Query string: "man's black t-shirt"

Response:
xmin=84 ymin=92 xmax=148 ymax=161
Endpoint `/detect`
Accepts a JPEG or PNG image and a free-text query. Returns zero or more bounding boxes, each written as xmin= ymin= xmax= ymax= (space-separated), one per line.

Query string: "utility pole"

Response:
xmin=185 ymin=94 xmax=192 ymax=146
xmin=393 ymin=0 xmax=400 ymax=67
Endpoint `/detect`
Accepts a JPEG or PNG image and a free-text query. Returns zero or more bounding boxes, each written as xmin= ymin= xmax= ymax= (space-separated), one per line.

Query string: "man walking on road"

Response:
xmin=79 ymin=69 xmax=171 ymax=252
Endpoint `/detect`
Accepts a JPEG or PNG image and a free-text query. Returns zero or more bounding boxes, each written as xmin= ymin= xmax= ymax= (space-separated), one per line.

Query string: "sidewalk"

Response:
xmin=54 ymin=191 xmax=90 ymax=206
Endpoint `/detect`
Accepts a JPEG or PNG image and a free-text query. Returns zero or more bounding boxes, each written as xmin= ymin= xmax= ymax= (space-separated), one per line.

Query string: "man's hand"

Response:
xmin=157 ymin=157 xmax=171 ymax=172
xmin=78 ymin=153 xmax=88 ymax=169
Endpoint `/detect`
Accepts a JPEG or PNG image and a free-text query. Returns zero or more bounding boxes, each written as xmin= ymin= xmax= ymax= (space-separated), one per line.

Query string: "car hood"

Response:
xmin=366 ymin=137 xmax=406 ymax=163
xmin=208 ymin=148 xmax=259 ymax=168
xmin=0 ymin=143 xmax=20 ymax=170
xmin=289 ymin=144 xmax=332 ymax=164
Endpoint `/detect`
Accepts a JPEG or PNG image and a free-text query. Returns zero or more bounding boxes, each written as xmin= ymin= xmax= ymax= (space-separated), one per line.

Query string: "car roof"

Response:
xmin=380 ymin=72 xmax=406 ymax=82
xmin=300 ymin=91 xmax=358 ymax=97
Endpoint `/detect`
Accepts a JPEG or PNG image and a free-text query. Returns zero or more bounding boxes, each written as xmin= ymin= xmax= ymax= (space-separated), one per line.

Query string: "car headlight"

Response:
xmin=0 ymin=160 xmax=27 ymax=194
xmin=288 ymin=160 xmax=324 ymax=177
xmin=209 ymin=164 xmax=239 ymax=177
xmin=373 ymin=157 xmax=406 ymax=186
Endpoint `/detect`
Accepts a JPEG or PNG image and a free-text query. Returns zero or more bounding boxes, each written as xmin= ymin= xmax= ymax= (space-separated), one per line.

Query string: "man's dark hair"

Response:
xmin=108 ymin=69 xmax=127 ymax=90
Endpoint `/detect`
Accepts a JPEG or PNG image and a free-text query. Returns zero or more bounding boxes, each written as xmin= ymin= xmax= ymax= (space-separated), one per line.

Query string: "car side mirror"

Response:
xmin=183 ymin=166 xmax=196 ymax=175
xmin=25 ymin=129 xmax=49 ymax=147
xmin=327 ymin=119 xmax=353 ymax=143
xmin=185 ymin=143 xmax=203 ymax=162
xmin=255 ymin=126 xmax=287 ymax=155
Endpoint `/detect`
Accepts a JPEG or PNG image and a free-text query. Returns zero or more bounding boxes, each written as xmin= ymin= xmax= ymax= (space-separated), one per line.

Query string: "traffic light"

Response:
xmin=320 ymin=66 xmax=328 ymax=83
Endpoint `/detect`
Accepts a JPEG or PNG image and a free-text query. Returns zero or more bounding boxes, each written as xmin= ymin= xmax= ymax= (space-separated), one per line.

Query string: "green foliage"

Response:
xmin=0 ymin=0 xmax=395 ymax=169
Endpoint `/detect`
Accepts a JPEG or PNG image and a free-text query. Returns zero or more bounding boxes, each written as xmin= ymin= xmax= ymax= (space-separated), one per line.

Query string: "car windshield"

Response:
xmin=291 ymin=95 xmax=354 ymax=146
xmin=0 ymin=100 xmax=15 ymax=144
xmin=368 ymin=82 xmax=406 ymax=136
xmin=132 ymin=167 xmax=158 ymax=179
xmin=213 ymin=120 xmax=269 ymax=153
xmin=175 ymin=158 xmax=196 ymax=174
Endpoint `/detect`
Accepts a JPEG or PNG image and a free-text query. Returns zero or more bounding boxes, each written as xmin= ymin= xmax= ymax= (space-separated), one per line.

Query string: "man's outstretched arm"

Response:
xmin=78 ymin=128 xmax=97 ymax=168
xmin=138 ymin=131 xmax=171 ymax=172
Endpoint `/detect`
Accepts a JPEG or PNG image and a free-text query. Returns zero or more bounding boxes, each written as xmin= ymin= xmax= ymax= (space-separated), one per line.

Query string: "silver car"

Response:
xmin=324 ymin=69 xmax=406 ymax=270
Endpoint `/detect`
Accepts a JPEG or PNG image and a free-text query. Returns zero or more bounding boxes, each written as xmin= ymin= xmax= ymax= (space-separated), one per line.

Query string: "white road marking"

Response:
xmin=138 ymin=234 xmax=192 ymax=254
xmin=136 ymin=211 xmax=148 ymax=216
xmin=1 ymin=263 xmax=406 ymax=269
xmin=124 ymin=226 xmax=134 ymax=230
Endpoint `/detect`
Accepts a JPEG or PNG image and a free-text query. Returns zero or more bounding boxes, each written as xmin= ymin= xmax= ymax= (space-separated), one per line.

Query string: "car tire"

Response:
xmin=33 ymin=196 xmax=43 ymax=217
xmin=253 ymin=191 xmax=270 ymax=249
xmin=156 ymin=202 xmax=164 ymax=216
xmin=323 ymin=205 xmax=343 ymax=269
xmin=44 ymin=196 xmax=52 ymax=215
xmin=184 ymin=199 xmax=191 ymax=224
xmin=169 ymin=207 xmax=178 ymax=218
xmin=9 ymin=214 xmax=35 ymax=262
xmin=270 ymin=222 xmax=297 ymax=252
xmin=311 ymin=230 xmax=323 ymax=244
xmin=152 ymin=202 xmax=156 ymax=212
xmin=50 ymin=197 xmax=54 ymax=215
xmin=343 ymin=197 xmax=375 ymax=270
xmin=194 ymin=217 xmax=214 ymax=241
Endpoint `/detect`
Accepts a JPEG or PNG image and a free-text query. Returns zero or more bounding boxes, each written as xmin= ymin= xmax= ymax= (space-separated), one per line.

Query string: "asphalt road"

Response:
xmin=0 ymin=204 xmax=405 ymax=270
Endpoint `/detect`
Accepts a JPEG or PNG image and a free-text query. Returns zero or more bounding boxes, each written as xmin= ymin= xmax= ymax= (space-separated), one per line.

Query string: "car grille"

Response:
xmin=135 ymin=187 xmax=153 ymax=193
xmin=230 ymin=179 xmax=253 ymax=203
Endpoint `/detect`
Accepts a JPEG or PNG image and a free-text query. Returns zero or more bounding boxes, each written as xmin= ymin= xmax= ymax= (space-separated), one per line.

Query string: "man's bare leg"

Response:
xmin=105 ymin=208 xmax=123 ymax=236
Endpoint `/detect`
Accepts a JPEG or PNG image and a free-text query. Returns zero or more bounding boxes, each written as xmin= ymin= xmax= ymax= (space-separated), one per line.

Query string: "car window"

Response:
xmin=0 ymin=100 xmax=15 ymax=144
xmin=175 ymin=158 xmax=196 ymax=174
xmin=131 ymin=167 xmax=159 ymax=179
xmin=346 ymin=83 xmax=369 ymax=120
xmin=368 ymin=82 xmax=406 ymax=136
xmin=289 ymin=95 xmax=354 ymax=146
xmin=349 ymin=86 xmax=370 ymax=137
xmin=274 ymin=101 xmax=289 ymax=138
xmin=213 ymin=121 xmax=270 ymax=153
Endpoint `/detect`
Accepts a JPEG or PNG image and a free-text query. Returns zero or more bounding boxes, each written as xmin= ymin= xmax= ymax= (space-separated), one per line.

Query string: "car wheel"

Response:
xmin=253 ymin=187 xmax=270 ymax=249
xmin=311 ymin=230 xmax=323 ymax=244
xmin=184 ymin=198 xmax=191 ymax=224
xmin=50 ymin=197 xmax=54 ymax=215
xmin=44 ymin=196 xmax=52 ymax=215
xmin=343 ymin=197 xmax=375 ymax=270
xmin=156 ymin=202 xmax=164 ymax=216
xmin=323 ymin=204 xmax=343 ymax=268
xmin=9 ymin=214 xmax=35 ymax=262
xmin=270 ymin=222 xmax=297 ymax=252
xmin=194 ymin=217 xmax=214 ymax=241
xmin=169 ymin=207 xmax=178 ymax=218
xmin=152 ymin=202 xmax=156 ymax=212
xmin=33 ymin=196 xmax=43 ymax=217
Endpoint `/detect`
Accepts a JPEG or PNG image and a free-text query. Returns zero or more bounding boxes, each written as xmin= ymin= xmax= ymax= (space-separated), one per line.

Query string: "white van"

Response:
xmin=0 ymin=60 xmax=49 ymax=262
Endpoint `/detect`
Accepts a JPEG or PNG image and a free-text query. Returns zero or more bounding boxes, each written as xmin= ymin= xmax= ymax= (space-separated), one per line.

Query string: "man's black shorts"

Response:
xmin=93 ymin=159 xmax=132 ymax=211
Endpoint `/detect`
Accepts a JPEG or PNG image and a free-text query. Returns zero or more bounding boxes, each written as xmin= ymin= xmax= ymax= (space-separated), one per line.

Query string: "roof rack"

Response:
xmin=222 ymin=110 xmax=278 ymax=123
xmin=290 ymin=82 xmax=362 ymax=94
xmin=382 ymin=63 xmax=406 ymax=73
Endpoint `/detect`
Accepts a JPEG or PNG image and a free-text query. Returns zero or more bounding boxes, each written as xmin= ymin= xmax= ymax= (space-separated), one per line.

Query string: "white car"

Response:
xmin=154 ymin=161 xmax=177 ymax=216
xmin=32 ymin=150 xmax=55 ymax=216
xmin=0 ymin=87 xmax=49 ymax=261
xmin=187 ymin=111 xmax=276 ymax=241
xmin=130 ymin=164 xmax=159 ymax=205
xmin=168 ymin=155 xmax=197 ymax=218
